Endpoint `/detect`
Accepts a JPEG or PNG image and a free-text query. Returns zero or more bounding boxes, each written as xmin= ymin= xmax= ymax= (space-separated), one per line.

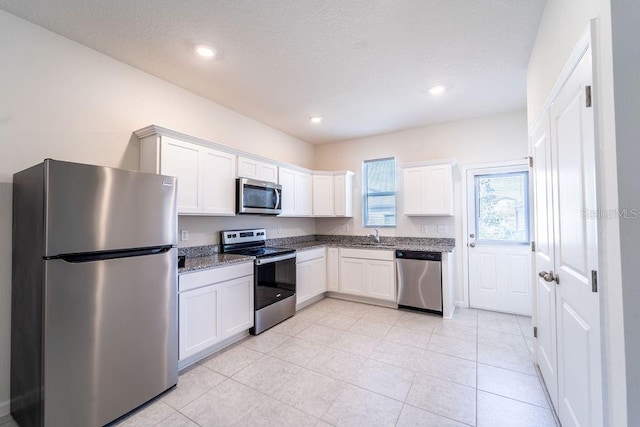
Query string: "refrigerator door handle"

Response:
xmin=52 ymin=245 xmax=174 ymax=263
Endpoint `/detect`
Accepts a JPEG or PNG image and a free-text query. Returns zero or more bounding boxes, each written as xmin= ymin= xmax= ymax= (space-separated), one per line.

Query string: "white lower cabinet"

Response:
xmin=178 ymin=262 xmax=253 ymax=362
xmin=296 ymin=248 xmax=327 ymax=306
xmin=339 ymin=248 xmax=396 ymax=302
xmin=326 ymin=247 xmax=340 ymax=292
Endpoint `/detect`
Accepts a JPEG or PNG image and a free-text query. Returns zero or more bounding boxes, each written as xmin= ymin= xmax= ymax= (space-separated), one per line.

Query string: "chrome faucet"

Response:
xmin=367 ymin=228 xmax=380 ymax=244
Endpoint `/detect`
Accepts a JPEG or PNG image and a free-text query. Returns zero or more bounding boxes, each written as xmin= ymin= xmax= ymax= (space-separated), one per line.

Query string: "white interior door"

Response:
xmin=467 ymin=164 xmax=532 ymax=315
xmin=531 ymin=112 xmax=558 ymax=408
xmin=550 ymin=46 xmax=602 ymax=427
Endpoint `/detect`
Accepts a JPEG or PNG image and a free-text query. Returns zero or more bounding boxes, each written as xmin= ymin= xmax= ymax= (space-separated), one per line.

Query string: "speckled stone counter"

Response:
xmin=268 ymin=235 xmax=455 ymax=253
xmin=178 ymin=253 xmax=254 ymax=274
xmin=278 ymin=240 xmax=454 ymax=253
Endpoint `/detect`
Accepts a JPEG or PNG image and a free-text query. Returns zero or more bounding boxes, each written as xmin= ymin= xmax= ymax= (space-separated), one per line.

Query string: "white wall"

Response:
xmin=0 ymin=10 xmax=316 ymax=414
xmin=314 ymin=110 xmax=529 ymax=304
xmin=526 ymin=0 xmax=628 ymax=424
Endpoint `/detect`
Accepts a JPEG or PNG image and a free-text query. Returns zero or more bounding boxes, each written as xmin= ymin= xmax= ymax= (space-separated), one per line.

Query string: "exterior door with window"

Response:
xmin=467 ymin=164 xmax=532 ymax=315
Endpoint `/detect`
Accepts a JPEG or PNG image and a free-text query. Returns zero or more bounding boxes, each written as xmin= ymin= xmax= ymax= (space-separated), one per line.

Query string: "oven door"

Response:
xmin=237 ymin=178 xmax=282 ymax=215
xmin=254 ymin=253 xmax=296 ymax=310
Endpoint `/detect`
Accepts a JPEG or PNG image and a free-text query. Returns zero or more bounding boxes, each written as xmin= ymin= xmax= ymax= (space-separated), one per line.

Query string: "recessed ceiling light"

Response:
xmin=194 ymin=44 xmax=216 ymax=59
xmin=428 ymin=84 xmax=446 ymax=95
xmin=310 ymin=116 xmax=323 ymax=124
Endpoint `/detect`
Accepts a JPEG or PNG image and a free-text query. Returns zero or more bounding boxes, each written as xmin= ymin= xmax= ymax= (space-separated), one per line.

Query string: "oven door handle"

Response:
xmin=255 ymin=253 xmax=296 ymax=265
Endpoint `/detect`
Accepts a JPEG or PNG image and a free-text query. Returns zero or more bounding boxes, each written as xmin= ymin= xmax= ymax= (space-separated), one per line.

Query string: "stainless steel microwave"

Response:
xmin=236 ymin=178 xmax=282 ymax=215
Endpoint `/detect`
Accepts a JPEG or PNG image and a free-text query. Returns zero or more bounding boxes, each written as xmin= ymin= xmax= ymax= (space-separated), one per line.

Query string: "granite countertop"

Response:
xmin=276 ymin=240 xmax=455 ymax=253
xmin=178 ymin=253 xmax=254 ymax=274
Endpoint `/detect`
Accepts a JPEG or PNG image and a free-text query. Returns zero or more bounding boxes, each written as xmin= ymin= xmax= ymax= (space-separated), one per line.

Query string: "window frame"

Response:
xmin=362 ymin=157 xmax=397 ymax=228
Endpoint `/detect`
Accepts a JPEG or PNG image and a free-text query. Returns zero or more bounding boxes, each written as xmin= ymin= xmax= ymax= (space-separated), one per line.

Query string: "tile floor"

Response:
xmin=1 ymin=298 xmax=558 ymax=427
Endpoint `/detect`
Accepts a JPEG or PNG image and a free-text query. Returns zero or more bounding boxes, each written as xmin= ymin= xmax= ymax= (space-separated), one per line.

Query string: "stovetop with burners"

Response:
xmin=220 ymin=228 xmax=295 ymax=258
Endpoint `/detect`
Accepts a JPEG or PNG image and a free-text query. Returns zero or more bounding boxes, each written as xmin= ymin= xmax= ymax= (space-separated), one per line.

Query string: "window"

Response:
xmin=475 ymin=171 xmax=530 ymax=243
xmin=363 ymin=157 xmax=396 ymax=227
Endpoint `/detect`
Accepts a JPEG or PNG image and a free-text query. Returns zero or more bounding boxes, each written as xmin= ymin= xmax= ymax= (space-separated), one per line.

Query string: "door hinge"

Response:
xmin=531 ymin=241 xmax=536 ymax=252
xmin=533 ymin=326 xmax=537 ymax=338
xmin=586 ymin=85 xmax=592 ymax=108
xmin=526 ymin=156 xmax=533 ymax=168
xmin=592 ymin=270 xmax=598 ymax=292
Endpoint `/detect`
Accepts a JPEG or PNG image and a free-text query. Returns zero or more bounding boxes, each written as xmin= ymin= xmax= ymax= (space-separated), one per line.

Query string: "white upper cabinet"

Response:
xmin=237 ymin=156 xmax=278 ymax=182
xmin=403 ymin=162 xmax=454 ymax=216
xmin=312 ymin=171 xmax=354 ymax=217
xmin=279 ymin=167 xmax=312 ymax=217
xmin=140 ymin=134 xmax=236 ymax=215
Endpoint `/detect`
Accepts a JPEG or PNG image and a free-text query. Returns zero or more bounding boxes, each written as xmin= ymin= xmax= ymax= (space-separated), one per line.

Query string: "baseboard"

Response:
xmin=325 ymin=292 xmax=398 ymax=309
xmin=0 ymin=399 xmax=10 ymax=418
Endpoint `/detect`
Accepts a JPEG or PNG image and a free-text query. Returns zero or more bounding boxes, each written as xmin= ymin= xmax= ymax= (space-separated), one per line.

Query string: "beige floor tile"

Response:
xmin=349 ymin=359 xmax=416 ymax=401
xmin=383 ymin=325 xmax=431 ymax=349
xmin=296 ymin=323 xmax=342 ymax=345
xmin=477 ymin=364 xmax=549 ymax=408
xmin=239 ymin=396 xmax=318 ymax=426
xmin=271 ymin=316 xmax=314 ymax=336
xmin=316 ymin=313 xmax=359 ymax=330
xmin=406 ymin=374 xmax=476 ymax=426
xmin=396 ymin=404 xmax=469 ymax=427
xmin=322 ymin=384 xmax=404 ymax=426
xmin=180 ymin=379 xmax=269 ymax=426
xmin=433 ymin=321 xmax=478 ymax=343
xmin=477 ymin=310 xmax=519 ymax=323
xmin=477 ymin=391 xmax=558 ymax=427
xmin=307 ymin=347 xmax=366 ymax=381
xmin=241 ymin=329 xmax=291 ymax=353
xmin=162 ymin=365 xmax=226 ymax=409
xmin=232 ymin=355 xmax=303 ymax=395
xmin=272 ymin=368 xmax=346 ymax=418
xmin=427 ymin=333 xmax=477 ymax=361
xmin=370 ymin=339 xmax=424 ymax=371
xmin=155 ymin=412 xmax=199 ymax=427
xmin=447 ymin=308 xmax=478 ymax=327
xmin=294 ymin=305 xmax=330 ymax=323
xmin=201 ymin=344 xmax=264 ymax=376
xmin=478 ymin=329 xmax=528 ymax=353
xmin=0 ymin=416 xmax=18 ymax=427
xmin=334 ymin=301 xmax=375 ymax=318
xmin=116 ymin=400 xmax=175 ymax=426
xmin=329 ymin=330 xmax=381 ymax=357
xmin=477 ymin=343 xmax=536 ymax=376
xmin=361 ymin=306 xmax=404 ymax=324
xmin=416 ymin=350 xmax=477 ymax=387
xmin=395 ymin=311 xmax=440 ymax=332
xmin=312 ymin=297 xmax=355 ymax=313
xmin=477 ymin=317 xmax=522 ymax=335
xmin=268 ymin=336 xmax=325 ymax=367
xmin=348 ymin=317 xmax=393 ymax=338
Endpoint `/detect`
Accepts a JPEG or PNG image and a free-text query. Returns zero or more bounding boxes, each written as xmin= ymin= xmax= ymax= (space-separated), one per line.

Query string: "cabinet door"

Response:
xmin=334 ymin=174 xmax=346 ymax=216
xmin=313 ymin=175 xmax=334 ymax=216
xmin=296 ymin=172 xmax=313 ymax=216
xmin=279 ymin=168 xmax=296 ymax=216
xmin=424 ymin=164 xmax=453 ymax=215
xmin=238 ymin=156 xmax=278 ymax=182
xmin=220 ymin=275 xmax=254 ymax=339
xmin=296 ymin=261 xmax=313 ymax=305
xmin=179 ymin=285 xmax=220 ymax=360
xmin=310 ymin=257 xmax=327 ymax=296
xmin=403 ymin=167 xmax=425 ymax=215
xmin=326 ymin=248 xmax=340 ymax=292
xmin=161 ymin=137 xmax=201 ymax=213
xmin=340 ymin=257 xmax=366 ymax=295
xmin=202 ymin=149 xmax=236 ymax=215
xmin=365 ymin=260 xmax=396 ymax=302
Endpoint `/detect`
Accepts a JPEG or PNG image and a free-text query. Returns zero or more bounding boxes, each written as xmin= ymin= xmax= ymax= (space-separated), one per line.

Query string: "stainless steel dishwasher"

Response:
xmin=396 ymin=250 xmax=442 ymax=314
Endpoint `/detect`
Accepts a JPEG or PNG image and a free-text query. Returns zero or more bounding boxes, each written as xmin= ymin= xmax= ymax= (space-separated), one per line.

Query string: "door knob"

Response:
xmin=538 ymin=270 xmax=559 ymax=284
xmin=469 ymin=243 xmax=476 ymax=248
xmin=469 ymin=233 xmax=475 ymax=238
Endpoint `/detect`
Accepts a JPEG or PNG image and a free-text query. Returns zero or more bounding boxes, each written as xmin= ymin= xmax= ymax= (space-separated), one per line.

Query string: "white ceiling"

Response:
xmin=0 ymin=0 xmax=546 ymax=144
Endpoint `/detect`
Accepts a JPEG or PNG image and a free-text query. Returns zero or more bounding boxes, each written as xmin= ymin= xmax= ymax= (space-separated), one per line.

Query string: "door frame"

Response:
xmin=460 ymin=159 xmax=531 ymax=308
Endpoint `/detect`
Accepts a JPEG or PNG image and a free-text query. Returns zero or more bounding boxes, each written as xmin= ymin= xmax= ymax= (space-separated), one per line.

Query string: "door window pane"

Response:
xmin=475 ymin=171 xmax=529 ymax=243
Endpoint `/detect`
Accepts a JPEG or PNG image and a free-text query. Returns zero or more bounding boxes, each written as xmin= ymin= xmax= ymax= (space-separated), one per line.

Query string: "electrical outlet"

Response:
xmin=180 ymin=230 xmax=189 ymax=241
xmin=437 ymin=225 xmax=448 ymax=234
xmin=421 ymin=225 xmax=429 ymax=233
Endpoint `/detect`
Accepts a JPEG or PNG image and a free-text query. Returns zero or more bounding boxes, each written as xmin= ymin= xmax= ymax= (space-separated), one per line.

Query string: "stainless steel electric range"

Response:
xmin=221 ymin=229 xmax=296 ymax=334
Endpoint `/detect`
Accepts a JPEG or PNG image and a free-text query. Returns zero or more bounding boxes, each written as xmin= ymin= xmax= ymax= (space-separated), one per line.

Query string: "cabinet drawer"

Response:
xmin=296 ymin=247 xmax=326 ymax=263
xmin=339 ymin=248 xmax=394 ymax=261
xmin=179 ymin=262 xmax=253 ymax=292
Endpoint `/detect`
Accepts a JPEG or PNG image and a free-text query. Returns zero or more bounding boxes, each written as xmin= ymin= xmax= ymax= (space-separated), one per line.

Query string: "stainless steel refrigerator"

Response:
xmin=11 ymin=159 xmax=179 ymax=427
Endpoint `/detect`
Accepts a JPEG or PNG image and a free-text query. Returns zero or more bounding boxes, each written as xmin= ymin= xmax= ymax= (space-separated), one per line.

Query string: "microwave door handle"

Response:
xmin=275 ymin=188 xmax=281 ymax=209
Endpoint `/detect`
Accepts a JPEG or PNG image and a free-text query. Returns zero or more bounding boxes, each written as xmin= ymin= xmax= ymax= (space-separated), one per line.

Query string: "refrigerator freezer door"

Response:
xmin=44 ymin=160 xmax=177 ymax=256
xmin=43 ymin=248 xmax=178 ymax=426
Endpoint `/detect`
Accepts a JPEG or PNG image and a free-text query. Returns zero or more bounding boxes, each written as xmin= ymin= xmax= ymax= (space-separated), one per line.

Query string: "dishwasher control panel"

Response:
xmin=395 ymin=250 xmax=441 ymax=261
